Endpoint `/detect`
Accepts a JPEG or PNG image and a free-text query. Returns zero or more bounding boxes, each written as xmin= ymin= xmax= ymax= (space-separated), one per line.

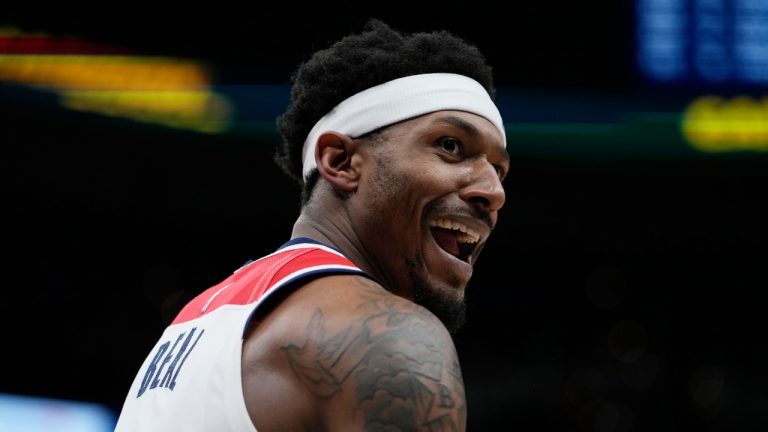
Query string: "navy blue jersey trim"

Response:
xmin=241 ymin=267 xmax=374 ymax=338
xmin=239 ymin=237 xmax=346 ymax=269
xmin=277 ymin=237 xmax=345 ymax=254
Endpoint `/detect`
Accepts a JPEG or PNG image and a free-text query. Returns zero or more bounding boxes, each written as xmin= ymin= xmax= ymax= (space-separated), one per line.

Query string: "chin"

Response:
xmin=406 ymin=257 xmax=468 ymax=335
xmin=413 ymin=283 xmax=467 ymax=335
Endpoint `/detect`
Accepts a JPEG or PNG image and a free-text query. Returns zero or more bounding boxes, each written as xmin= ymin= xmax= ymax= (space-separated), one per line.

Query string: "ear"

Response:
xmin=314 ymin=131 xmax=360 ymax=192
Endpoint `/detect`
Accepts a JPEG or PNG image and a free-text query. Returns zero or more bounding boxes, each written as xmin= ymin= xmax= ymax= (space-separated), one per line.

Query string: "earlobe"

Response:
xmin=315 ymin=132 xmax=360 ymax=192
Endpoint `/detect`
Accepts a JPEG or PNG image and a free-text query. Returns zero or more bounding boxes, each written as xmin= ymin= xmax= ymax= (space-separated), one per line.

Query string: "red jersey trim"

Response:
xmin=171 ymin=243 xmax=366 ymax=325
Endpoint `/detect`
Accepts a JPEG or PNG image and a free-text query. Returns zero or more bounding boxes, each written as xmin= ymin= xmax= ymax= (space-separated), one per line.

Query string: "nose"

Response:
xmin=459 ymin=158 xmax=506 ymax=213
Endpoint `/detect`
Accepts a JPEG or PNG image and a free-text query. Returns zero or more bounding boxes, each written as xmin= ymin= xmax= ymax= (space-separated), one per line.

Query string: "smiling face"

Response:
xmin=351 ymin=110 xmax=509 ymax=332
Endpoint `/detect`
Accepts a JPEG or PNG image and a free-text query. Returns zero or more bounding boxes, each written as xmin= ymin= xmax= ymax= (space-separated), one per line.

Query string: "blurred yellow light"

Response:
xmin=60 ymin=90 xmax=233 ymax=134
xmin=0 ymin=28 xmax=235 ymax=134
xmin=0 ymin=55 xmax=210 ymax=90
xmin=682 ymin=95 xmax=768 ymax=152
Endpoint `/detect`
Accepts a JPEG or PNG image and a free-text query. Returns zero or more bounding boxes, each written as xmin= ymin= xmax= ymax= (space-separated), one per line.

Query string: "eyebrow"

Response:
xmin=434 ymin=115 xmax=481 ymax=137
xmin=433 ymin=115 xmax=511 ymax=163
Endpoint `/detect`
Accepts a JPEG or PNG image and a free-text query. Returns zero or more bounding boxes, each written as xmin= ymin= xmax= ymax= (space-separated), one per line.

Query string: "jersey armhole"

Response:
xmin=241 ymin=268 xmax=376 ymax=339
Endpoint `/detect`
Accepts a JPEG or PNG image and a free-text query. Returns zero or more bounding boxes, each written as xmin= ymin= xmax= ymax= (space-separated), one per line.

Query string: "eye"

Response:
xmin=494 ymin=165 xmax=506 ymax=180
xmin=436 ymin=137 xmax=463 ymax=156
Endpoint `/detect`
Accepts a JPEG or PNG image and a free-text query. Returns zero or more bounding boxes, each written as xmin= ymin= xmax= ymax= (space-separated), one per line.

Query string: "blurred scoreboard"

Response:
xmin=636 ymin=0 xmax=768 ymax=87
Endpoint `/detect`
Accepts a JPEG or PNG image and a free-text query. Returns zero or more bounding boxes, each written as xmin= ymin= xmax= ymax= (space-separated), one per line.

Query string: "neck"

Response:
xmin=290 ymin=189 xmax=389 ymax=290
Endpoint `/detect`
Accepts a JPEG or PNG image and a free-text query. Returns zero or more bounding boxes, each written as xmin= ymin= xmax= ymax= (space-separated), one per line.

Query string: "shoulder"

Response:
xmin=243 ymin=274 xmax=466 ymax=431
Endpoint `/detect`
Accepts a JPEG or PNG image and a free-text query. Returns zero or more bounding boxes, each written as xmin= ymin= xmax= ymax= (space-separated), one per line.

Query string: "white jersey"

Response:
xmin=115 ymin=238 xmax=367 ymax=431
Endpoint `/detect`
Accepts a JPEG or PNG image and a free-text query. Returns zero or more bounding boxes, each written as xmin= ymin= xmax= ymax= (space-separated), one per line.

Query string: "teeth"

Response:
xmin=429 ymin=218 xmax=480 ymax=243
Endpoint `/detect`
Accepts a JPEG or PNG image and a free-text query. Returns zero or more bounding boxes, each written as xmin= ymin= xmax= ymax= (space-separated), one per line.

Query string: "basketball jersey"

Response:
xmin=114 ymin=238 xmax=369 ymax=431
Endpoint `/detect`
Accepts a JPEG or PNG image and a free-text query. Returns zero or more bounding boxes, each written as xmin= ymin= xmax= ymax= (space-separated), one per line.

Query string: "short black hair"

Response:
xmin=274 ymin=19 xmax=496 ymax=204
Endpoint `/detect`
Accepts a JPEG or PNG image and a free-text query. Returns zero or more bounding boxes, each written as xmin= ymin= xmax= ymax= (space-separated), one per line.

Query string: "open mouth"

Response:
xmin=429 ymin=218 xmax=481 ymax=263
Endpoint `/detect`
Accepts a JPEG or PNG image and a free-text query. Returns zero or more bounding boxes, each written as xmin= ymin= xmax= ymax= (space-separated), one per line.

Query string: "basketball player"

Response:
xmin=115 ymin=19 xmax=508 ymax=431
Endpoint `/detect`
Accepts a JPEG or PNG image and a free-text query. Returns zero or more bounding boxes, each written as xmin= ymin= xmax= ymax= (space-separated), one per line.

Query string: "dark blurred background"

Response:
xmin=3 ymin=1 xmax=768 ymax=431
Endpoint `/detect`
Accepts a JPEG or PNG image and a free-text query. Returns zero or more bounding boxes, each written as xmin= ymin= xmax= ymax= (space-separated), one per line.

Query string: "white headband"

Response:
xmin=301 ymin=72 xmax=506 ymax=180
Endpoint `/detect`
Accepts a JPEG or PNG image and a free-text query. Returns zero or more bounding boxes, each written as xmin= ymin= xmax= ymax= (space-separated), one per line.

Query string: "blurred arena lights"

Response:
xmin=635 ymin=0 xmax=768 ymax=156
xmin=0 ymin=392 xmax=116 ymax=432
xmin=0 ymin=26 xmax=233 ymax=133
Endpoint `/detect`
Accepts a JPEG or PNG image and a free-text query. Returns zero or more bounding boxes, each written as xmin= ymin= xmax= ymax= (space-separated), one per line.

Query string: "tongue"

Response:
xmin=431 ymin=227 xmax=459 ymax=257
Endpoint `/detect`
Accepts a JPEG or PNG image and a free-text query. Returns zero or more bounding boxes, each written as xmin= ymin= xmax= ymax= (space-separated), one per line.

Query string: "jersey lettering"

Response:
xmin=137 ymin=327 xmax=205 ymax=397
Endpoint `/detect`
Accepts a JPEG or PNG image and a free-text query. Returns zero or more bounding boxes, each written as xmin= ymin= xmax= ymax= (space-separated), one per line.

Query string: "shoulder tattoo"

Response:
xmin=282 ymin=277 xmax=466 ymax=431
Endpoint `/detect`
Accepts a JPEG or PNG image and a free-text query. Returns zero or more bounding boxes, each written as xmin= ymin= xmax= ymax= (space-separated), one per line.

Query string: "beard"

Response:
xmin=407 ymin=256 xmax=468 ymax=335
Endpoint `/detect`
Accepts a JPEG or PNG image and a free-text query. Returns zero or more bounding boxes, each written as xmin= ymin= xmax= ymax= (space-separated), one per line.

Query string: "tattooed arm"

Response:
xmin=242 ymin=275 xmax=467 ymax=432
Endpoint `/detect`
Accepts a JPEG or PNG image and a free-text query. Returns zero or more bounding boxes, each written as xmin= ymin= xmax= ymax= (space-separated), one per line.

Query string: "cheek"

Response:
xmin=359 ymin=170 xmax=432 ymax=256
xmin=362 ymin=152 xmax=458 ymax=228
xmin=364 ymin=156 xmax=423 ymax=214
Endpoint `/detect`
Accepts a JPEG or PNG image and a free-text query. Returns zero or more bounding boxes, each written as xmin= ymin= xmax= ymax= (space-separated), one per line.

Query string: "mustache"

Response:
xmin=425 ymin=201 xmax=494 ymax=231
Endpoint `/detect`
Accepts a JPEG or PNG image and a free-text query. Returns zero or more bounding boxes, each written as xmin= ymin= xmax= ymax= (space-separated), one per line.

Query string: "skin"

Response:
xmin=242 ymin=110 xmax=509 ymax=431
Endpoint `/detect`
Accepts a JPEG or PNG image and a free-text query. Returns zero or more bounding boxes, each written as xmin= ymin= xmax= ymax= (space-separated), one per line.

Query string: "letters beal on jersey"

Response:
xmin=137 ymin=327 xmax=205 ymax=397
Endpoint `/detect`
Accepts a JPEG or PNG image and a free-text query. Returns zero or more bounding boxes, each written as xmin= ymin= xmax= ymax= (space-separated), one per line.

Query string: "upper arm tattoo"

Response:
xmin=282 ymin=278 xmax=466 ymax=431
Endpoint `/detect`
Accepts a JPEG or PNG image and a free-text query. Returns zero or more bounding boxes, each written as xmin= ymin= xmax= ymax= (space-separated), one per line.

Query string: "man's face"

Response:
xmin=352 ymin=110 xmax=508 ymax=332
